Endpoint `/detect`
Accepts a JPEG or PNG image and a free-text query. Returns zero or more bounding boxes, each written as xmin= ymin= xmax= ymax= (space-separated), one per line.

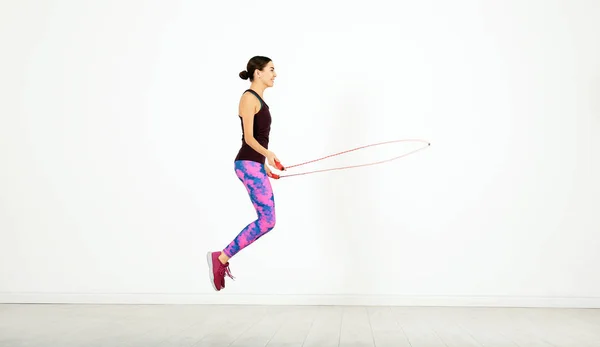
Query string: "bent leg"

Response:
xmin=223 ymin=160 xmax=276 ymax=258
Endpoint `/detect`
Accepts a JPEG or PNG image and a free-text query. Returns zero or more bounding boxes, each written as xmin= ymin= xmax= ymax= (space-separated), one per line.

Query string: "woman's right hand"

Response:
xmin=266 ymin=151 xmax=284 ymax=170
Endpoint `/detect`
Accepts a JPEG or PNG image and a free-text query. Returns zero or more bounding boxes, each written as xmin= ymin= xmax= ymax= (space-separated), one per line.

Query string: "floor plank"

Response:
xmin=0 ymin=304 xmax=599 ymax=347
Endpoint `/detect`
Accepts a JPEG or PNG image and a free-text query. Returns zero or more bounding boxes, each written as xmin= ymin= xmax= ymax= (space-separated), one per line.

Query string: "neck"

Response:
xmin=249 ymin=81 xmax=266 ymax=97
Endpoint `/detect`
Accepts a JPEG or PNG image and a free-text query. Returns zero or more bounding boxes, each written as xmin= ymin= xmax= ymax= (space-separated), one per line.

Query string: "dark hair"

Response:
xmin=239 ymin=56 xmax=271 ymax=81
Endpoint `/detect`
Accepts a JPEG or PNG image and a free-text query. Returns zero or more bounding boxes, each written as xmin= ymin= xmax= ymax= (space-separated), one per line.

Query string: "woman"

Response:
xmin=206 ymin=56 xmax=283 ymax=291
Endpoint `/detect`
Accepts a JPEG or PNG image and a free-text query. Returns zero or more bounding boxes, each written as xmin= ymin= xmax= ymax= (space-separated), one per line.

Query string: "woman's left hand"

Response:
xmin=265 ymin=163 xmax=279 ymax=179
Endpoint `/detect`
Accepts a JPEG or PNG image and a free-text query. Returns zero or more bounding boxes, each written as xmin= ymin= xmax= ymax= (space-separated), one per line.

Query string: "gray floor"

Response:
xmin=1 ymin=304 xmax=600 ymax=346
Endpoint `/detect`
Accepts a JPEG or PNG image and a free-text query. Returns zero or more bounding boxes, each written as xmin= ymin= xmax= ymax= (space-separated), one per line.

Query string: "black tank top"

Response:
xmin=234 ymin=89 xmax=271 ymax=164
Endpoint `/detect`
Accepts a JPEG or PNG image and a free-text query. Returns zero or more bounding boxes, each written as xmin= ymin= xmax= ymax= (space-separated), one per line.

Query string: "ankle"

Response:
xmin=218 ymin=252 xmax=230 ymax=265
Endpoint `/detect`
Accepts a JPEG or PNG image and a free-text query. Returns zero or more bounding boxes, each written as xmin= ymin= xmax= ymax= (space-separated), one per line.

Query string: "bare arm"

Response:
xmin=239 ymin=93 xmax=281 ymax=167
xmin=239 ymin=93 xmax=269 ymax=156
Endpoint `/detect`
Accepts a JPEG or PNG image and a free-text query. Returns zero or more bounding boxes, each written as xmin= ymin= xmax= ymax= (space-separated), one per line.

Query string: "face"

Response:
xmin=255 ymin=61 xmax=276 ymax=87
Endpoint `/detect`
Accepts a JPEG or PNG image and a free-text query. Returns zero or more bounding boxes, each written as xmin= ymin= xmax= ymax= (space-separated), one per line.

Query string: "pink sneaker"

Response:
xmin=206 ymin=251 xmax=234 ymax=291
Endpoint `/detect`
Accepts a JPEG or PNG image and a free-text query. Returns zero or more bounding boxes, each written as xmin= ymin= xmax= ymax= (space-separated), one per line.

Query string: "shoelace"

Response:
xmin=219 ymin=263 xmax=235 ymax=280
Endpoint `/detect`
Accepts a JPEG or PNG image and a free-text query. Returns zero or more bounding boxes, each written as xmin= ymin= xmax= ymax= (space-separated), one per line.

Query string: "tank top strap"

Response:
xmin=244 ymin=89 xmax=268 ymax=108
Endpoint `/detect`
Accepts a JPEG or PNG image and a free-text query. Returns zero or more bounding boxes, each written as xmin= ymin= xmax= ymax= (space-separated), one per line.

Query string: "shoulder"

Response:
xmin=240 ymin=90 xmax=257 ymax=102
xmin=239 ymin=91 xmax=261 ymax=113
xmin=239 ymin=91 xmax=260 ymax=115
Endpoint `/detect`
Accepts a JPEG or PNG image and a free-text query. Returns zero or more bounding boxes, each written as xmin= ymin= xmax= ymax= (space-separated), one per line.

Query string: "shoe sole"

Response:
xmin=206 ymin=252 xmax=218 ymax=291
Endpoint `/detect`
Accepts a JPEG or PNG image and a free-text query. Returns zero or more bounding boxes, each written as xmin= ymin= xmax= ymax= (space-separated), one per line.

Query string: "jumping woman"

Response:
xmin=206 ymin=56 xmax=283 ymax=291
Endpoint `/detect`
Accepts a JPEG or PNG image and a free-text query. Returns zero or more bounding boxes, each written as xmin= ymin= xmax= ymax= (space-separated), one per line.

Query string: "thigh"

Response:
xmin=234 ymin=160 xmax=274 ymax=208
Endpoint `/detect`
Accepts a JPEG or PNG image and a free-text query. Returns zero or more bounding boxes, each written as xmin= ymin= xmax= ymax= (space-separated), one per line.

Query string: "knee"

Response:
xmin=266 ymin=215 xmax=276 ymax=230
xmin=260 ymin=214 xmax=276 ymax=231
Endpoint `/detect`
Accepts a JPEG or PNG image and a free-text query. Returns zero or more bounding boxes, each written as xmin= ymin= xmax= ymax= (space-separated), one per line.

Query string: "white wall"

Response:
xmin=1 ymin=0 xmax=599 ymax=307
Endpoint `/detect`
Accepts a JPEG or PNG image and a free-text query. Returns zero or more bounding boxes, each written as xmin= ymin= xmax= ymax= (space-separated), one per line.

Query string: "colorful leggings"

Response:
xmin=223 ymin=160 xmax=276 ymax=258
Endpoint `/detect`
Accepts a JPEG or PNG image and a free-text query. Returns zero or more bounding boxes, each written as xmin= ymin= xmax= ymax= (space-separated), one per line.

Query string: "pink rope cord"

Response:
xmin=269 ymin=139 xmax=431 ymax=179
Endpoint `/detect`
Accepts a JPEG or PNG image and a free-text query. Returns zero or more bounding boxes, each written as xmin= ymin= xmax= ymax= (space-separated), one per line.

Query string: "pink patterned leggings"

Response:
xmin=223 ymin=160 xmax=276 ymax=258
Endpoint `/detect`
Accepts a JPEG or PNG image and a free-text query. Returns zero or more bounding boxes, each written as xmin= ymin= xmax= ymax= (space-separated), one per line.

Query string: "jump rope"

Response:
xmin=266 ymin=138 xmax=431 ymax=179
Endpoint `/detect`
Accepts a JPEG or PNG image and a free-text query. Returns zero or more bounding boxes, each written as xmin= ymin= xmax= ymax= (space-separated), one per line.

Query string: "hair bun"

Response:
xmin=239 ymin=70 xmax=249 ymax=80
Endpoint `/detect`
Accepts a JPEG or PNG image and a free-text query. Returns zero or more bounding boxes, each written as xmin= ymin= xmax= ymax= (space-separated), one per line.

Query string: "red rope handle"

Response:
xmin=267 ymin=139 xmax=430 ymax=179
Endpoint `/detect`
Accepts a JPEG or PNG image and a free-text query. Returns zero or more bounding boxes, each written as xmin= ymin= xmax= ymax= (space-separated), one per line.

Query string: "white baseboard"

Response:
xmin=1 ymin=293 xmax=600 ymax=308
